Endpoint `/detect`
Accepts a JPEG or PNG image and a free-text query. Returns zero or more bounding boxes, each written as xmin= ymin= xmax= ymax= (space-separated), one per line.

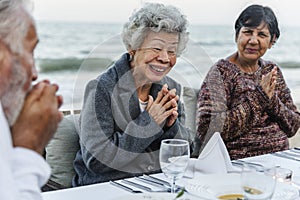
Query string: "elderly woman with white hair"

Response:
xmin=73 ymin=2 xmax=192 ymax=186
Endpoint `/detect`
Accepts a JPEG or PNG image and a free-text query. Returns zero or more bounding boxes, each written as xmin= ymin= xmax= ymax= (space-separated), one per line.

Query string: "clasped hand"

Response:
xmin=11 ymin=80 xmax=63 ymax=154
xmin=146 ymin=84 xmax=179 ymax=128
xmin=260 ymin=66 xmax=277 ymax=99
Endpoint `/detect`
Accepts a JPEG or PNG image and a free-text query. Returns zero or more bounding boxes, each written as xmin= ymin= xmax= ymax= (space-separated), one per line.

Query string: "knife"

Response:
xmin=271 ymin=152 xmax=300 ymax=162
xmin=283 ymin=150 xmax=300 ymax=158
xmin=231 ymin=159 xmax=264 ymax=168
xmin=121 ymin=179 xmax=154 ymax=192
xmin=143 ymin=175 xmax=186 ymax=192
xmin=291 ymin=148 xmax=300 ymax=154
xmin=135 ymin=177 xmax=167 ymax=188
xmin=294 ymin=147 xmax=300 ymax=151
xmin=110 ymin=181 xmax=142 ymax=193
xmin=143 ymin=174 xmax=171 ymax=187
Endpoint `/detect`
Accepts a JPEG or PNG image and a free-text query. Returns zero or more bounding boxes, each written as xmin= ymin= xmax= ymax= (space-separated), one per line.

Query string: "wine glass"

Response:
xmin=159 ymin=139 xmax=190 ymax=193
xmin=241 ymin=164 xmax=276 ymax=200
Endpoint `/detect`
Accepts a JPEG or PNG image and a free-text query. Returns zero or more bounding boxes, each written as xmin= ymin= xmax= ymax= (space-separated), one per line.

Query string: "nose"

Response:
xmin=31 ymin=62 xmax=38 ymax=81
xmin=157 ymin=50 xmax=170 ymax=63
xmin=249 ymin=35 xmax=258 ymax=44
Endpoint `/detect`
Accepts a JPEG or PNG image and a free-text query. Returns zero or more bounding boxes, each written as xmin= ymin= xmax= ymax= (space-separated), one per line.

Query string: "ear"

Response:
xmin=269 ymin=36 xmax=277 ymax=48
xmin=129 ymin=47 xmax=136 ymax=54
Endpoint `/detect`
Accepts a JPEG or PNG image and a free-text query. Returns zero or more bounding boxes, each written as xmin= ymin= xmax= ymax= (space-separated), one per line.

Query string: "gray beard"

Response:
xmin=2 ymin=88 xmax=25 ymax=126
xmin=2 ymin=60 xmax=28 ymax=126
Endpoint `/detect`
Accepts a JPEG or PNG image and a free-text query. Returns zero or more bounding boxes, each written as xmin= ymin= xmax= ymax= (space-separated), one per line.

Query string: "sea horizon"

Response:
xmin=34 ymin=21 xmax=300 ymax=110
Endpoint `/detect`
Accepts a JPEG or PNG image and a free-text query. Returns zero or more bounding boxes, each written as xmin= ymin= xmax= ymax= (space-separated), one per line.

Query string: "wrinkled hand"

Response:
xmin=11 ymin=80 xmax=63 ymax=154
xmin=260 ymin=67 xmax=277 ymax=99
xmin=165 ymin=88 xmax=179 ymax=127
xmin=147 ymin=84 xmax=178 ymax=127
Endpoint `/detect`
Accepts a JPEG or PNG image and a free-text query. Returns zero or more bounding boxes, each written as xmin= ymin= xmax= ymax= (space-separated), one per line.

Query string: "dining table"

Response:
xmin=42 ymin=149 xmax=300 ymax=200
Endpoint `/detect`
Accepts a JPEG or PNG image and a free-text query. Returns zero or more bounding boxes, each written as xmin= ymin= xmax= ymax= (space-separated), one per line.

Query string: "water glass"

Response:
xmin=275 ymin=167 xmax=293 ymax=183
xmin=159 ymin=139 xmax=190 ymax=193
xmin=241 ymin=164 xmax=276 ymax=200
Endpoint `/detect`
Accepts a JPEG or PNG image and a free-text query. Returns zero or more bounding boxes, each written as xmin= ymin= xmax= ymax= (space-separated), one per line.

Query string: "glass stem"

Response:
xmin=171 ymin=176 xmax=176 ymax=193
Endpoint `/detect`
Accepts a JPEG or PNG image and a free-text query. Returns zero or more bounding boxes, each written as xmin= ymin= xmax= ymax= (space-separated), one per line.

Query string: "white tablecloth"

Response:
xmin=42 ymin=152 xmax=300 ymax=200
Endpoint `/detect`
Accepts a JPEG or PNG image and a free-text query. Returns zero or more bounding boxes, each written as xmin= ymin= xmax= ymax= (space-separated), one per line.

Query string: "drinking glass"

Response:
xmin=159 ymin=139 xmax=190 ymax=193
xmin=241 ymin=164 xmax=276 ymax=200
xmin=275 ymin=167 xmax=293 ymax=183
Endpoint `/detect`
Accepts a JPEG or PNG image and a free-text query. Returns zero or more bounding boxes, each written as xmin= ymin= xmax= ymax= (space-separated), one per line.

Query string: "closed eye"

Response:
xmin=258 ymin=32 xmax=269 ymax=37
xmin=242 ymin=30 xmax=253 ymax=35
xmin=153 ymin=47 xmax=161 ymax=51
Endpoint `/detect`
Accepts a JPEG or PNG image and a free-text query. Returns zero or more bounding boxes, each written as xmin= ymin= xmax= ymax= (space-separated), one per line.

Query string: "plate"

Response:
xmin=185 ymin=173 xmax=299 ymax=200
xmin=109 ymin=193 xmax=184 ymax=200
xmin=186 ymin=174 xmax=242 ymax=199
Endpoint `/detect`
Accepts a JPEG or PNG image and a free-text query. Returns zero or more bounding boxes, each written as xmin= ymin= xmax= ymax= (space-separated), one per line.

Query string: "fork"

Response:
xmin=121 ymin=179 xmax=169 ymax=192
xmin=143 ymin=175 xmax=186 ymax=192
xmin=109 ymin=180 xmax=142 ymax=193
xmin=135 ymin=177 xmax=171 ymax=192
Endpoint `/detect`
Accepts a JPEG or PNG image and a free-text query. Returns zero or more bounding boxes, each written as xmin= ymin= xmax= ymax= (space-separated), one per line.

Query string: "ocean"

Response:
xmin=34 ymin=21 xmax=300 ymax=110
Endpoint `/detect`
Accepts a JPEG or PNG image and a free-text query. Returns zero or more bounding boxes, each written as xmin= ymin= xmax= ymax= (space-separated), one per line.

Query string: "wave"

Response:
xmin=278 ymin=61 xmax=300 ymax=68
xmin=195 ymin=41 xmax=233 ymax=46
xmin=36 ymin=57 xmax=300 ymax=73
xmin=36 ymin=57 xmax=113 ymax=73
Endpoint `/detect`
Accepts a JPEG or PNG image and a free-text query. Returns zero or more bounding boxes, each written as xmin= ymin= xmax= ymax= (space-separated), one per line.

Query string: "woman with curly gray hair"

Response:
xmin=73 ymin=3 xmax=192 ymax=186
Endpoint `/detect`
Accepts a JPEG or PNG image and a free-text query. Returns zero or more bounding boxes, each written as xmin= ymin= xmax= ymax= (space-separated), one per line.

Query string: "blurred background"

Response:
xmin=31 ymin=0 xmax=300 ymax=110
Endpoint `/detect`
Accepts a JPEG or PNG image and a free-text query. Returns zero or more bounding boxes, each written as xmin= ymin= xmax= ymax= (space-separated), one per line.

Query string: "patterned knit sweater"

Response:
xmin=196 ymin=58 xmax=300 ymax=160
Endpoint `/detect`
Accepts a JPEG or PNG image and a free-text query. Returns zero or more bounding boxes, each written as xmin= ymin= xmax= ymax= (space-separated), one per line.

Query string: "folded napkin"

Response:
xmin=185 ymin=132 xmax=234 ymax=178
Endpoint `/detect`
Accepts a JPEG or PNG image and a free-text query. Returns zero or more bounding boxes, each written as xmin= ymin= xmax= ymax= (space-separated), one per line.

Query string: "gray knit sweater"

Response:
xmin=72 ymin=53 xmax=191 ymax=186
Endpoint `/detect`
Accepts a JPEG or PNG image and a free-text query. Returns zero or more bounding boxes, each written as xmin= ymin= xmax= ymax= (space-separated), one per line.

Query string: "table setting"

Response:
xmin=42 ymin=132 xmax=300 ymax=200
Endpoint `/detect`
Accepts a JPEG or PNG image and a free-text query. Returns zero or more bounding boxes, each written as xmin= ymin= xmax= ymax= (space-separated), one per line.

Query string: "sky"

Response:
xmin=32 ymin=0 xmax=300 ymax=27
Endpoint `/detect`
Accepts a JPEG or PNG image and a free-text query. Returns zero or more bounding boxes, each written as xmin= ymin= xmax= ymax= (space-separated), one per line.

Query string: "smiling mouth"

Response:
xmin=246 ymin=48 xmax=258 ymax=53
xmin=150 ymin=64 xmax=166 ymax=72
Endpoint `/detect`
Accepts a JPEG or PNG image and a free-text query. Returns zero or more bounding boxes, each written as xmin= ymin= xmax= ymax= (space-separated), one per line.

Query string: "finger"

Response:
xmin=167 ymin=110 xmax=178 ymax=126
xmin=261 ymin=72 xmax=272 ymax=88
xmin=43 ymin=84 xmax=59 ymax=97
xmin=39 ymin=84 xmax=60 ymax=108
xmin=52 ymin=83 xmax=59 ymax=91
xmin=271 ymin=77 xmax=277 ymax=86
xmin=265 ymin=71 xmax=272 ymax=82
xmin=155 ymin=88 xmax=166 ymax=103
xmin=162 ymin=84 xmax=169 ymax=95
xmin=146 ymin=95 xmax=154 ymax=111
xmin=158 ymin=84 xmax=169 ymax=101
xmin=272 ymin=66 xmax=278 ymax=74
xmin=166 ymin=109 xmax=178 ymax=122
xmin=57 ymin=95 xmax=64 ymax=108
xmin=169 ymin=96 xmax=179 ymax=108
xmin=58 ymin=111 xmax=64 ymax=122
xmin=163 ymin=98 xmax=178 ymax=110
xmin=25 ymin=82 xmax=47 ymax=103
xmin=42 ymin=79 xmax=50 ymax=83
xmin=172 ymin=110 xmax=178 ymax=117
xmin=270 ymin=79 xmax=276 ymax=89
xmin=159 ymin=92 xmax=172 ymax=106
xmin=174 ymin=95 xmax=179 ymax=102
xmin=168 ymin=88 xmax=177 ymax=98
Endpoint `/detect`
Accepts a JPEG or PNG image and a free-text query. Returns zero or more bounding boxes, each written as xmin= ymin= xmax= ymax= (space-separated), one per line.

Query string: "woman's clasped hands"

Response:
xmin=260 ymin=66 xmax=277 ymax=99
xmin=147 ymin=84 xmax=179 ymax=127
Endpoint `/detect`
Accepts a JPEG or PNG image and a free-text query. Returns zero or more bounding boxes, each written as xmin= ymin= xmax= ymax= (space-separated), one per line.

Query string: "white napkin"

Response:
xmin=185 ymin=132 xmax=234 ymax=178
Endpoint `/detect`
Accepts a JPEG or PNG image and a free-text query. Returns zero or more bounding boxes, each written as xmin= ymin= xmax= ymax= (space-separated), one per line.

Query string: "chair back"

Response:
xmin=45 ymin=110 xmax=80 ymax=188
